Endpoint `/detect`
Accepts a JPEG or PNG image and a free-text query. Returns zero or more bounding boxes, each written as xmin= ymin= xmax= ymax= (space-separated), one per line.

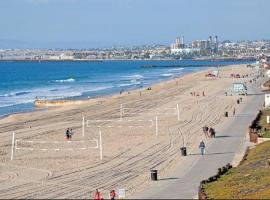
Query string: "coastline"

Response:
xmin=1 ymin=59 xmax=249 ymax=118
xmin=0 ymin=63 xmax=256 ymax=198
xmin=0 ymin=57 xmax=256 ymax=62
xmin=0 ymin=65 xmax=217 ymax=121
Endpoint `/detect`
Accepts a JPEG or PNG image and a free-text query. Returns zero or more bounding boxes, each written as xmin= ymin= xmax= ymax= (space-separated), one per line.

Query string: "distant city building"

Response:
xmin=192 ymin=40 xmax=210 ymax=50
xmin=149 ymin=54 xmax=164 ymax=59
xmin=192 ymin=35 xmax=219 ymax=53
xmin=59 ymin=54 xmax=74 ymax=60
xmin=214 ymin=35 xmax=218 ymax=51
xmin=171 ymin=48 xmax=200 ymax=55
xmin=170 ymin=35 xmax=200 ymax=55
xmin=170 ymin=36 xmax=185 ymax=49
xmin=0 ymin=37 xmax=269 ymax=61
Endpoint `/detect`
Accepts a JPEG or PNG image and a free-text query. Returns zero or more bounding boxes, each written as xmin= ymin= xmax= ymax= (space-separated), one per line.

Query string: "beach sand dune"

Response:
xmin=0 ymin=64 xmax=255 ymax=199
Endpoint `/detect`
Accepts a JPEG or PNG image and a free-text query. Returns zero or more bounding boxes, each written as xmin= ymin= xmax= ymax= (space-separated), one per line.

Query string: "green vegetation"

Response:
xmin=203 ymin=141 xmax=270 ymax=199
xmin=258 ymin=109 xmax=270 ymax=138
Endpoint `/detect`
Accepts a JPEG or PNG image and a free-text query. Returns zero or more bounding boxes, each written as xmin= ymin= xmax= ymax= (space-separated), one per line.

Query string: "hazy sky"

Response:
xmin=0 ymin=0 xmax=269 ymax=48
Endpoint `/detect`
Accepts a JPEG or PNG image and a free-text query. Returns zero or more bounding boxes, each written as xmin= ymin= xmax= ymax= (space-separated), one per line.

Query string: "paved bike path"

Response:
xmin=133 ymin=78 xmax=265 ymax=199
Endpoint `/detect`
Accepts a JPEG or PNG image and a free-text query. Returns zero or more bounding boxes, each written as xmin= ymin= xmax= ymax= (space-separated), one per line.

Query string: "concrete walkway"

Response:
xmin=133 ymin=77 xmax=266 ymax=199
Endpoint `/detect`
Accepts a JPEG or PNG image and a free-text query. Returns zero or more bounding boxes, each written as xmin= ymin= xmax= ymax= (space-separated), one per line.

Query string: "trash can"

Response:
xmin=237 ymin=99 xmax=240 ymax=104
xmin=150 ymin=170 xmax=158 ymax=181
xmin=225 ymin=112 xmax=228 ymax=117
xmin=180 ymin=147 xmax=187 ymax=156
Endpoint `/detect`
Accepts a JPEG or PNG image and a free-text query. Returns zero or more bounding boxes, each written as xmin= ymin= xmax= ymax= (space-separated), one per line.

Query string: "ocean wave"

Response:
xmin=160 ymin=73 xmax=174 ymax=77
xmin=85 ymin=85 xmax=114 ymax=92
xmin=170 ymin=67 xmax=184 ymax=71
xmin=0 ymin=87 xmax=83 ymax=108
xmin=117 ymin=82 xmax=141 ymax=87
xmin=118 ymin=83 xmax=134 ymax=87
xmin=50 ymin=89 xmax=59 ymax=92
xmin=122 ymin=74 xmax=144 ymax=80
xmin=54 ymin=78 xmax=76 ymax=83
xmin=0 ymin=84 xmax=115 ymax=108
xmin=0 ymin=91 xmax=31 ymax=97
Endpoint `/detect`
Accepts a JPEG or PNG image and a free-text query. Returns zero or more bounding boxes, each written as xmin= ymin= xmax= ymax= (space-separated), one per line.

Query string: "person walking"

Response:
xmin=209 ymin=128 xmax=215 ymax=138
xmin=110 ymin=190 xmax=116 ymax=200
xmin=233 ymin=107 xmax=236 ymax=116
xmin=202 ymin=126 xmax=209 ymax=138
xmin=94 ymin=189 xmax=102 ymax=200
xmin=69 ymin=128 xmax=73 ymax=140
xmin=65 ymin=128 xmax=70 ymax=140
xmin=199 ymin=140 xmax=206 ymax=155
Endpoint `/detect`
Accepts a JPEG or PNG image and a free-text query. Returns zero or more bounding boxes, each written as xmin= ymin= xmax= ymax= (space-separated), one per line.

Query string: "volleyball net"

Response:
xmin=10 ymin=131 xmax=103 ymax=161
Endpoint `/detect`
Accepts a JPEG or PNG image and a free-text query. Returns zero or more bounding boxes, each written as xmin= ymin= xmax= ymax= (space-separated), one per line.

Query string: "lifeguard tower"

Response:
xmin=231 ymin=82 xmax=247 ymax=96
xmin=212 ymin=67 xmax=219 ymax=77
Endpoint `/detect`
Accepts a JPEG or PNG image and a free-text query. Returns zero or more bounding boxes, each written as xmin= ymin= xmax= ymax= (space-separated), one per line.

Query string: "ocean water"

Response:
xmin=0 ymin=60 xmax=250 ymax=117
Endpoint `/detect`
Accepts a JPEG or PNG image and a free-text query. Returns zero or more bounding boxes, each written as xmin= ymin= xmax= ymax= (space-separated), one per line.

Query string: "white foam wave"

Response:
xmin=54 ymin=78 xmax=76 ymax=83
xmin=122 ymin=74 xmax=144 ymax=79
xmin=118 ymin=82 xmax=141 ymax=87
xmin=170 ymin=67 xmax=184 ymax=71
xmin=84 ymin=85 xmax=114 ymax=92
xmin=160 ymin=73 xmax=174 ymax=77
xmin=0 ymin=84 xmax=116 ymax=108
xmin=118 ymin=83 xmax=134 ymax=87
xmin=0 ymin=91 xmax=31 ymax=97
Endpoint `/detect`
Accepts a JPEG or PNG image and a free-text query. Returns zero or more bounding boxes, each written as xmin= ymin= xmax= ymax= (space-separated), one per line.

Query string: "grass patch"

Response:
xmin=203 ymin=141 xmax=270 ymax=199
xmin=257 ymin=109 xmax=270 ymax=138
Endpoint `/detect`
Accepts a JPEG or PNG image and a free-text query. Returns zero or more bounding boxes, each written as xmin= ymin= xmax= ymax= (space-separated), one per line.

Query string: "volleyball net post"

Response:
xmin=99 ymin=130 xmax=103 ymax=161
xmin=120 ymin=104 xmax=123 ymax=121
xmin=155 ymin=116 xmax=158 ymax=137
xmin=82 ymin=116 xmax=85 ymax=137
xmin=10 ymin=132 xmax=15 ymax=161
xmin=177 ymin=104 xmax=180 ymax=121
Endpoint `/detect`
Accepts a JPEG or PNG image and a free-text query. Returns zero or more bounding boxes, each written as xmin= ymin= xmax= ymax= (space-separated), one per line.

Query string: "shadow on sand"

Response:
xmin=158 ymin=177 xmax=179 ymax=181
xmin=215 ymin=135 xmax=232 ymax=138
xmin=247 ymin=93 xmax=265 ymax=96
xmin=188 ymin=151 xmax=234 ymax=156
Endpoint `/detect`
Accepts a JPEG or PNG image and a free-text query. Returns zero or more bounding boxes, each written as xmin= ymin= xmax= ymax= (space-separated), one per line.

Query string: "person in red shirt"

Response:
xmin=110 ymin=190 xmax=116 ymax=200
xmin=94 ymin=189 xmax=102 ymax=200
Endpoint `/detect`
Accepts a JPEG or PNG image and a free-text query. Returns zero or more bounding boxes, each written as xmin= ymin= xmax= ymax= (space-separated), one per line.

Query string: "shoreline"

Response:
xmin=0 ymin=65 xmax=219 ymax=121
xmin=0 ymin=57 xmax=256 ymax=62
xmin=1 ymin=59 xmax=252 ymax=118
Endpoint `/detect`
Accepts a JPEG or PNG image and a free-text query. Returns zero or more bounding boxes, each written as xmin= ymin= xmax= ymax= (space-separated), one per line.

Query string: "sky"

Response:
xmin=0 ymin=0 xmax=269 ymax=49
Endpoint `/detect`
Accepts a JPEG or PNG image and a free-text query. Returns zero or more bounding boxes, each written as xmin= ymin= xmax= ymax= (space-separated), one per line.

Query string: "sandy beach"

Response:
xmin=0 ymin=64 xmax=256 ymax=199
